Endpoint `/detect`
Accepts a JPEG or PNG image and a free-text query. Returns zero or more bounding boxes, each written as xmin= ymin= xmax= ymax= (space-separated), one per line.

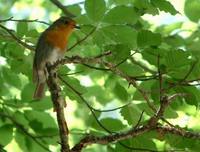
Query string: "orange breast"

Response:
xmin=45 ymin=26 xmax=73 ymax=51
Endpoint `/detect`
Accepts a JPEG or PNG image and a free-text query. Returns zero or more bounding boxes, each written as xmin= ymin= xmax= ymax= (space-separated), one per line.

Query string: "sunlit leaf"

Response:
xmin=17 ymin=22 xmax=28 ymax=37
xmin=120 ymin=104 xmax=143 ymax=125
xmin=137 ymin=30 xmax=162 ymax=47
xmin=85 ymin=0 xmax=106 ymax=22
xmin=184 ymin=0 xmax=200 ymax=22
xmin=151 ymin=0 xmax=178 ymax=15
xmin=0 ymin=125 xmax=13 ymax=146
xmin=104 ymin=6 xmax=138 ymax=24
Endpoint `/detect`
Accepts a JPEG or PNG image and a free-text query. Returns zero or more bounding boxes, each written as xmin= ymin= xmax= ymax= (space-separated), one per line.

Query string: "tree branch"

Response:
xmin=156 ymin=126 xmax=200 ymax=139
xmin=71 ymin=121 xmax=200 ymax=152
xmin=46 ymin=65 xmax=70 ymax=152
xmin=52 ymin=53 xmax=156 ymax=112
xmin=0 ymin=24 xmax=35 ymax=51
xmin=49 ymin=53 xmax=200 ymax=152
xmin=71 ymin=125 xmax=151 ymax=152
xmin=0 ymin=17 xmax=49 ymax=25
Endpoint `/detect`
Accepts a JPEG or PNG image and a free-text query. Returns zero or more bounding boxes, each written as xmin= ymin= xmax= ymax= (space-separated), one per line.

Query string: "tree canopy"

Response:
xmin=0 ymin=0 xmax=200 ymax=152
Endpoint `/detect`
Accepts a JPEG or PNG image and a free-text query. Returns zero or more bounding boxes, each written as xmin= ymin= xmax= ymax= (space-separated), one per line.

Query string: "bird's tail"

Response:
xmin=33 ymin=82 xmax=45 ymax=99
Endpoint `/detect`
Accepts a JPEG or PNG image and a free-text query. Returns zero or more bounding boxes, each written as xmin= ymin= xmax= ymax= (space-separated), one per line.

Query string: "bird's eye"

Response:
xmin=64 ymin=20 xmax=68 ymax=24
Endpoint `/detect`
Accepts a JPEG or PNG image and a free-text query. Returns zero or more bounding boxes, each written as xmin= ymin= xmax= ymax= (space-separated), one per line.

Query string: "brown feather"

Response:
xmin=33 ymin=82 xmax=45 ymax=99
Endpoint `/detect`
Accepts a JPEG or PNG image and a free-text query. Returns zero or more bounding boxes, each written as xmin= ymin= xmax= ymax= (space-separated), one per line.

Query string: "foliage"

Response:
xmin=0 ymin=0 xmax=200 ymax=152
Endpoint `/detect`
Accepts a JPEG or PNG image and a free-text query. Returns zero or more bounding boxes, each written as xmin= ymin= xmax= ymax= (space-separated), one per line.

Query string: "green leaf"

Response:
xmin=7 ymin=43 xmax=24 ymax=58
xmin=133 ymin=0 xmax=151 ymax=8
xmin=107 ymin=44 xmax=131 ymax=63
xmin=120 ymin=105 xmax=143 ymax=125
xmin=85 ymin=0 xmax=106 ymax=22
xmin=165 ymin=49 xmax=190 ymax=68
xmin=92 ymin=118 xmax=126 ymax=131
xmin=113 ymin=83 xmax=128 ymax=102
xmin=80 ymin=44 xmax=101 ymax=57
xmin=93 ymin=30 xmax=113 ymax=47
xmin=164 ymin=35 xmax=185 ymax=47
xmin=61 ymin=76 xmax=87 ymax=94
xmin=116 ymin=132 xmax=157 ymax=151
xmin=141 ymin=47 xmax=166 ymax=66
xmin=166 ymin=134 xmax=200 ymax=151
xmin=184 ymin=0 xmax=200 ymax=22
xmin=17 ymin=22 xmax=28 ymax=37
xmin=26 ymin=29 xmax=39 ymax=38
xmin=75 ymin=14 xmax=93 ymax=25
xmin=58 ymin=65 xmax=70 ymax=75
xmin=15 ymin=130 xmax=28 ymax=152
xmin=29 ymin=97 xmax=52 ymax=111
xmin=164 ymin=107 xmax=178 ymax=118
xmin=110 ymin=0 xmax=134 ymax=5
xmin=84 ymin=86 xmax=111 ymax=105
xmin=137 ymin=103 xmax=155 ymax=116
xmin=13 ymin=111 xmax=29 ymax=127
xmin=24 ymin=110 xmax=57 ymax=129
xmin=182 ymin=86 xmax=200 ymax=107
xmin=157 ymin=22 xmax=183 ymax=35
xmin=103 ymin=6 xmax=138 ymax=24
xmin=2 ymin=67 xmax=22 ymax=89
xmin=134 ymin=0 xmax=159 ymax=15
xmin=105 ymin=74 xmax=117 ymax=89
xmin=21 ymin=83 xmax=35 ymax=102
xmin=133 ymin=81 xmax=155 ymax=101
xmin=63 ymin=86 xmax=82 ymax=103
xmin=189 ymin=60 xmax=200 ymax=79
xmin=118 ymin=62 xmax=145 ymax=77
xmin=151 ymin=81 xmax=160 ymax=104
xmin=0 ymin=125 xmax=13 ymax=146
xmin=137 ymin=30 xmax=162 ymax=47
xmin=102 ymin=25 xmax=137 ymax=47
xmin=151 ymin=0 xmax=178 ymax=15
xmin=0 ymin=145 xmax=7 ymax=152
xmin=66 ymin=4 xmax=82 ymax=16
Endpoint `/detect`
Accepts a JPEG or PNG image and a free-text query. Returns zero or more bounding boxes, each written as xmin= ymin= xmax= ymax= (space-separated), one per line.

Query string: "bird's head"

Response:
xmin=52 ymin=16 xmax=80 ymax=30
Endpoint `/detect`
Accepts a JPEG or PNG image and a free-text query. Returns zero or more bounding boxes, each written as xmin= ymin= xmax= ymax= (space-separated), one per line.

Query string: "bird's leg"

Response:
xmin=46 ymin=62 xmax=57 ymax=78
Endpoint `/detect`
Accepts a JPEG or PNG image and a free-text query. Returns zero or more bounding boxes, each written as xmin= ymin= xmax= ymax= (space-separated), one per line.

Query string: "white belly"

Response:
xmin=48 ymin=47 xmax=64 ymax=64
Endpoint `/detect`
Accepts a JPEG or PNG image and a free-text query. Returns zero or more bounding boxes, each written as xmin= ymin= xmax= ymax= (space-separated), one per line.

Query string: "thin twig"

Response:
xmin=67 ymin=27 xmax=97 ymax=52
xmin=46 ymin=65 xmax=70 ymax=152
xmin=0 ymin=17 xmax=49 ymax=25
xmin=113 ymin=51 xmax=137 ymax=68
xmin=133 ymin=111 xmax=144 ymax=130
xmin=92 ymin=103 xmax=131 ymax=112
xmin=59 ymin=71 xmax=84 ymax=76
xmin=0 ymin=24 xmax=34 ymax=50
xmin=157 ymin=55 xmax=163 ymax=103
xmin=83 ymin=64 xmax=110 ymax=71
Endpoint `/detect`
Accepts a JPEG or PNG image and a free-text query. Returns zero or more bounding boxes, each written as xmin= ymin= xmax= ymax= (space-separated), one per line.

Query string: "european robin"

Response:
xmin=33 ymin=16 xmax=79 ymax=99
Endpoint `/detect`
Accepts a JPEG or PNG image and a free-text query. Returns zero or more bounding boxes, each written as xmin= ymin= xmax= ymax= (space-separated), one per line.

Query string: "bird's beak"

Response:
xmin=74 ymin=25 xmax=80 ymax=29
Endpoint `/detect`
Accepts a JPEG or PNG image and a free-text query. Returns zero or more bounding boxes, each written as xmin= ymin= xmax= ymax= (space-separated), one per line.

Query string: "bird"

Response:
xmin=33 ymin=16 xmax=79 ymax=99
